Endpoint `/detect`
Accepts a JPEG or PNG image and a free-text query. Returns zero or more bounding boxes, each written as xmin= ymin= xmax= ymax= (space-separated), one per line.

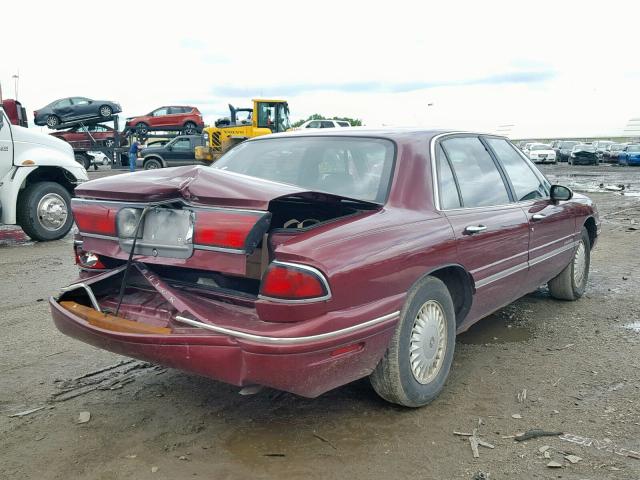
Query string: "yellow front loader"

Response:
xmin=195 ymin=99 xmax=290 ymax=162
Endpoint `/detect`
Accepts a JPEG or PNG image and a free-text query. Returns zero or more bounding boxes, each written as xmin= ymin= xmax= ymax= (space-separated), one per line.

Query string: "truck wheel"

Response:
xmin=46 ymin=115 xmax=60 ymax=128
xmin=17 ymin=182 xmax=73 ymax=241
xmin=370 ymin=276 xmax=456 ymax=407
xmin=144 ymin=158 xmax=162 ymax=170
xmin=75 ymin=153 xmax=91 ymax=169
xmin=548 ymin=227 xmax=590 ymax=301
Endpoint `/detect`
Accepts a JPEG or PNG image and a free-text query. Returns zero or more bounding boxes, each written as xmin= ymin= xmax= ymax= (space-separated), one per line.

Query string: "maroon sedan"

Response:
xmin=50 ymin=124 xmax=122 ymax=149
xmin=50 ymin=129 xmax=599 ymax=406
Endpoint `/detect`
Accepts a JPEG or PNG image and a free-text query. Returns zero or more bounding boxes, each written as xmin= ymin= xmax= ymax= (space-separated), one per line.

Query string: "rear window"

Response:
xmin=213 ymin=137 xmax=396 ymax=203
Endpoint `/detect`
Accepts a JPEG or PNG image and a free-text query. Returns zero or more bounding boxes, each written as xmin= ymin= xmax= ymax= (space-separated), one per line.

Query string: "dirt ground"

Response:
xmin=1 ymin=164 xmax=639 ymax=480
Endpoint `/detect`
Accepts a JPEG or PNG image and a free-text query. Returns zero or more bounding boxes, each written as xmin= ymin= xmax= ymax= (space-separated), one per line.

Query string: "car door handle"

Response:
xmin=532 ymin=213 xmax=547 ymax=220
xmin=464 ymin=224 xmax=487 ymax=234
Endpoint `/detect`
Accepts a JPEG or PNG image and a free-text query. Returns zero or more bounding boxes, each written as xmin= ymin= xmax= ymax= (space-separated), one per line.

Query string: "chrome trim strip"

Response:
xmin=59 ymin=283 xmax=102 ymax=312
xmin=528 ymin=233 xmax=575 ymax=253
xmin=475 ymin=262 xmax=529 ymax=288
xmin=529 ymin=241 xmax=578 ymax=267
xmin=173 ymin=311 xmax=400 ymax=345
xmin=72 ymin=197 xmax=266 ymax=214
xmin=193 ymin=244 xmax=245 ymax=254
xmin=258 ymin=261 xmax=333 ymax=303
xmin=81 ymin=232 xmax=119 ymax=241
xmin=470 ymin=250 xmax=528 ymax=274
xmin=475 ymin=241 xmax=579 ymax=288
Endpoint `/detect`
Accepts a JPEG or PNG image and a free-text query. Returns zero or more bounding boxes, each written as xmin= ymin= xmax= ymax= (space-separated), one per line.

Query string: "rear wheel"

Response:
xmin=370 ymin=276 xmax=456 ymax=407
xmin=548 ymin=227 xmax=590 ymax=300
xmin=46 ymin=115 xmax=60 ymax=128
xmin=16 ymin=182 xmax=73 ymax=241
xmin=99 ymin=105 xmax=113 ymax=118
xmin=182 ymin=122 xmax=198 ymax=135
xmin=104 ymin=138 xmax=115 ymax=148
xmin=136 ymin=122 xmax=149 ymax=135
xmin=74 ymin=153 xmax=91 ymax=169
xmin=143 ymin=158 xmax=162 ymax=170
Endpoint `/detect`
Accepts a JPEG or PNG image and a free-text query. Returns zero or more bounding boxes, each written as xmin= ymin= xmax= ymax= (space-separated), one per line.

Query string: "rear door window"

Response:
xmin=435 ymin=144 xmax=461 ymax=209
xmin=485 ymin=138 xmax=548 ymax=201
xmin=321 ymin=121 xmax=335 ymax=128
xmin=440 ymin=136 xmax=511 ymax=208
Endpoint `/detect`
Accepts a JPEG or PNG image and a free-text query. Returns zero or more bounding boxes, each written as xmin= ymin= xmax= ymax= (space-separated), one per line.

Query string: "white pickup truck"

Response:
xmin=0 ymin=106 xmax=88 ymax=241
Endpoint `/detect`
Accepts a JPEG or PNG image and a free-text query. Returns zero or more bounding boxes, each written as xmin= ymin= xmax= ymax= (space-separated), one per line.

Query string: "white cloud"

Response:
xmin=2 ymin=0 xmax=639 ymax=137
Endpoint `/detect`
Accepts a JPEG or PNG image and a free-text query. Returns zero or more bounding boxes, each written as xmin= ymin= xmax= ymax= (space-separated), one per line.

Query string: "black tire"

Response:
xmin=74 ymin=153 xmax=91 ymax=169
xmin=104 ymin=138 xmax=115 ymax=148
xmin=16 ymin=182 xmax=73 ymax=241
xmin=143 ymin=158 xmax=162 ymax=170
xmin=370 ymin=276 xmax=456 ymax=407
xmin=182 ymin=122 xmax=198 ymax=135
xmin=99 ymin=105 xmax=113 ymax=118
xmin=136 ymin=122 xmax=149 ymax=135
xmin=548 ymin=227 xmax=590 ymax=301
xmin=46 ymin=115 xmax=60 ymax=128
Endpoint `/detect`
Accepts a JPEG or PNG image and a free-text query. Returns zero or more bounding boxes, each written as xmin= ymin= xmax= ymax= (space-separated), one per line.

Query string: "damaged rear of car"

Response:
xmin=50 ymin=135 xmax=399 ymax=397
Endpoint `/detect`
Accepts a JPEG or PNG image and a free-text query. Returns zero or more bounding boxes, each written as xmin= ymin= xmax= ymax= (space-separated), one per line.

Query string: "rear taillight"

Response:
xmin=260 ymin=262 xmax=330 ymax=301
xmin=73 ymin=202 xmax=117 ymax=236
xmin=75 ymin=245 xmax=107 ymax=269
xmin=194 ymin=210 xmax=264 ymax=250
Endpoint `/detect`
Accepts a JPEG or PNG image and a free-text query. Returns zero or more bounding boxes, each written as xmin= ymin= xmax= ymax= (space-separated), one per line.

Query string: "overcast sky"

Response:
xmin=3 ymin=0 xmax=639 ymax=138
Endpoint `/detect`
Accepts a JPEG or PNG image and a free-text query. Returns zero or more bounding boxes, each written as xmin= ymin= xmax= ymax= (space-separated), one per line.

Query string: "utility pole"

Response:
xmin=12 ymin=70 xmax=19 ymax=100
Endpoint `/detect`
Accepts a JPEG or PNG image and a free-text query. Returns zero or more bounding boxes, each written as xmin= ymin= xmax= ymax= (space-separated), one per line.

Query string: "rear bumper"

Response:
xmin=50 ymin=296 xmax=397 ymax=397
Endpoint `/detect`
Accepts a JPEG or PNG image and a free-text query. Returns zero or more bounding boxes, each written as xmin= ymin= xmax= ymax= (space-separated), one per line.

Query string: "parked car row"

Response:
xmin=516 ymin=139 xmax=640 ymax=166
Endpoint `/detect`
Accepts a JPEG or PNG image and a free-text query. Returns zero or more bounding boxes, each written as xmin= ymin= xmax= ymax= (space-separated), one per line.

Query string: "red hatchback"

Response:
xmin=50 ymin=129 xmax=599 ymax=407
xmin=125 ymin=106 xmax=204 ymax=135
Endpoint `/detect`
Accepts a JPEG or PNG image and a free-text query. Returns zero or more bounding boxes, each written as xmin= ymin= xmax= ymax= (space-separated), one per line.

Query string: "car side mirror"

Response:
xmin=166 ymin=146 xmax=173 ymax=151
xmin=550 ymin=185 xmax=573 ymax=202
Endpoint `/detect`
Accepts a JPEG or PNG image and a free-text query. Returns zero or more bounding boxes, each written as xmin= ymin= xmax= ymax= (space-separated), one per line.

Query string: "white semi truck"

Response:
xmin=0 ymin=106 xmax=88 ymax=241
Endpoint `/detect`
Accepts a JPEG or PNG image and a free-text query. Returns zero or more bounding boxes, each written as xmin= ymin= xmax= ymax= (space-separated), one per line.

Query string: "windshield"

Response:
xmin=560 ymin=141 xmax=578 ymax=148
xmin=611 ymin=144 xmax=624 ymax=151
xmin=212 ymin=137 xmax=396 ymax=203
xmin=531 ymin=144 xmax=551 ymax=151
xmin=628 ymin=145 xmax=640 ymax=152
xmin=574 ymin=145 xmax=595 ymax=152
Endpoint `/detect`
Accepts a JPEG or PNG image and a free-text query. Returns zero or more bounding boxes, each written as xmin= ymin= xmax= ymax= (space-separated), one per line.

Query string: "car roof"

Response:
xmin=252 ymin=127 xmax=505 ymax=143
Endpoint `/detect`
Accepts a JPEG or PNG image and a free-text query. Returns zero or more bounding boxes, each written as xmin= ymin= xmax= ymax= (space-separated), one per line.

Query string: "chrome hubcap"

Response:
xmin=409 ymin=300 xmax=447 ymax=384
xmin=573 ymin=241 xmax=587 ymax=286
xmin=47 ymin=117 xmax=57 ymax=126
xmin=37 ymin=193 xmax=68 ymax=231
xmin=100 ymin=106 xmax=111 ymax=116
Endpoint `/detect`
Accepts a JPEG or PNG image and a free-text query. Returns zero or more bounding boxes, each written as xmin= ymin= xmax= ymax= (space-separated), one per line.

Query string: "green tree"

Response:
xmin=291 ymin=114 xmax=362 ymax=128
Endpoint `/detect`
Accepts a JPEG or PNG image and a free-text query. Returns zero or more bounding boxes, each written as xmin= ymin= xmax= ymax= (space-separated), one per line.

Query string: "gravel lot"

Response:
xmin=1 ymin=164 xmax=639 ymax=479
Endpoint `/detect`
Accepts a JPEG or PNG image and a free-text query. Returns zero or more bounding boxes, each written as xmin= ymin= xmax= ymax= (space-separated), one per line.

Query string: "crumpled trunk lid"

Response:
xmin=75 ymin=165 xmax=310 ymax=209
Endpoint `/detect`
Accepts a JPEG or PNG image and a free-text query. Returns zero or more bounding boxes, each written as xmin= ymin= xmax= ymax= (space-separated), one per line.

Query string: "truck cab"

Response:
xmin=0 ymin=106 xmax=88 ymax=241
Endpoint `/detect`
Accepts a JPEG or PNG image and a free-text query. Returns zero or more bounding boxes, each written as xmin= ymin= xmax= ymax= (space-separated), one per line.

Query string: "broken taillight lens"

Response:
xmin=194 ymin=210 xmax=263 ymax=250
xmin=260 ymin=263 xmax=329 ymax=300
xmin=75 ymin=246 xmax=107 ymax=269
xmin=73 ymin=201 xmax=117 ymax=236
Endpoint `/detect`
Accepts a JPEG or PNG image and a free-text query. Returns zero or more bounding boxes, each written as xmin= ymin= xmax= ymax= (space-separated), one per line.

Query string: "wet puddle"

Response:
xmin=458 ymin=311 xmax=533 ymax=345
xmin=623 ymin=322 xmax=640 ymax=333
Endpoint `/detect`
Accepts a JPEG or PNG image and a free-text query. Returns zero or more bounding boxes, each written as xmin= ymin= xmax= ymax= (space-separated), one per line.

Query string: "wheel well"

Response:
xmin=584 ymin=217 xmax=597 ymax=249
xmin=430 ymin=266 xmax=473 ymax=326
xmin=22 ymin=166 xmax=77 ymax=196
